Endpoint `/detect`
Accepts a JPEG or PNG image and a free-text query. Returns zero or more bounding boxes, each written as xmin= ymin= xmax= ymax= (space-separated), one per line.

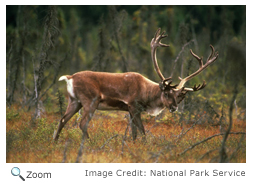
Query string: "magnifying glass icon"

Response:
xmin=11 ymin=167 xmax=25 ymax=181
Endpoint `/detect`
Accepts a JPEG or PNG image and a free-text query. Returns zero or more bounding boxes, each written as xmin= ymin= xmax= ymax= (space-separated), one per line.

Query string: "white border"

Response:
xmin=2 ymin=1 xmax=252 ymax=184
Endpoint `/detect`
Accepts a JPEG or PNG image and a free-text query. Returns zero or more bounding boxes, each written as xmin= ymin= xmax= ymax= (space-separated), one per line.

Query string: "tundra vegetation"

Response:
xmin=6 ymin=5 xmax=245 ymax=163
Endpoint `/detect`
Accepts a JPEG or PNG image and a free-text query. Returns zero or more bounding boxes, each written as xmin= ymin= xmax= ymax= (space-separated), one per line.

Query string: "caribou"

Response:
xmin=53 ymin=28 xmax=218 ymax=141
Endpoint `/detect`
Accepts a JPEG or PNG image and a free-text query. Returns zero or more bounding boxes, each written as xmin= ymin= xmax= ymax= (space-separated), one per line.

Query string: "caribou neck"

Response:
xmin=143 ymin=82 xmax=165 ymax=116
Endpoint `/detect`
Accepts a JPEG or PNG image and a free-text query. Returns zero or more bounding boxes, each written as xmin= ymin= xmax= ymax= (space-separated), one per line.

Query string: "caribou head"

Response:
xmin=150 ymin=28 xmax=218 ymax=113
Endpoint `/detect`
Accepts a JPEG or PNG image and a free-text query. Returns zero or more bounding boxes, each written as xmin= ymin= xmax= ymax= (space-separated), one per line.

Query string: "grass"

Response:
xmin=6 ymin=104 xmax=246 ymax=163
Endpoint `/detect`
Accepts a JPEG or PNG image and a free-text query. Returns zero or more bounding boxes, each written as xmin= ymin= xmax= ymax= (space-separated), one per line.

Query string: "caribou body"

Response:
xmin=53 ymin=28 xmax=218 ymax=141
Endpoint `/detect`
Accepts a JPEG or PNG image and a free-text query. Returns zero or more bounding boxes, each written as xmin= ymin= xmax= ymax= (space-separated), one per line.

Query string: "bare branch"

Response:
xmin=175 ymin=114 xmax=204 ymax=142
xmin=100 ymin=134 xmax=119 ymax=149
xmin=121 ymin=122 xmax=130 ymax=156
xmin=75 ymin=97 xmax=98 ymax=163
xmin=178 ymin=132 xmax=245 ymax=156
xmin=170 ymin=40 xmax=194 ymax=77
xmin=219 ymin=86 xmax=238 ymax=162
xmin=195 ymin=148 xmax=219 ymax=163
xmin=62 ymin=139 xmax=70 ymax=163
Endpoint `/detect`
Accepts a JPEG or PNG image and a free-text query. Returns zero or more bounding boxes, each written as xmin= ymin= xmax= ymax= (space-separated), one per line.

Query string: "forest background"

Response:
xmin=6 ymin=5 xmax=246 ymax=163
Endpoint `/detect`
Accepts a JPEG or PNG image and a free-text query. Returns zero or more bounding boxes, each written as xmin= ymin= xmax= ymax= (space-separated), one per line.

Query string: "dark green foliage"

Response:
xmin=6 ymin=5 xmax=246 ymax=123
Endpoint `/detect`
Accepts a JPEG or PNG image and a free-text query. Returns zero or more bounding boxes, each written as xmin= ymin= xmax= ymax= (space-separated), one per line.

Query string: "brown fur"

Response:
xmin=53 ymin=71 xmax=180 ymax=141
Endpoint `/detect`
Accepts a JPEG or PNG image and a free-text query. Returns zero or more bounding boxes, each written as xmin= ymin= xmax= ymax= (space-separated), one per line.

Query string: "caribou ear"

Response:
xmin=159 ymin=82 xmax=165 ymax=91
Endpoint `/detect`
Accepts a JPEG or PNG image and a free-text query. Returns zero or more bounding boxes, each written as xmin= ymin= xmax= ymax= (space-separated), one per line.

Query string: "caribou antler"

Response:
xmin=151 ymin=28 xmax=177 ymax=90
xmin=176 ymin=45 xmax=219 ymax=91
xmin=150 ymin=28 xmax=170 ymax=82
xmin=150 ymin=28 xmax=218 ymax=93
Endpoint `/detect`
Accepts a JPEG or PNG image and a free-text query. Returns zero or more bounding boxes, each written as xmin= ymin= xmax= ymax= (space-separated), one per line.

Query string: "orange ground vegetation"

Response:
xmin=6 ymin=104 xmax=246 ymax=163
